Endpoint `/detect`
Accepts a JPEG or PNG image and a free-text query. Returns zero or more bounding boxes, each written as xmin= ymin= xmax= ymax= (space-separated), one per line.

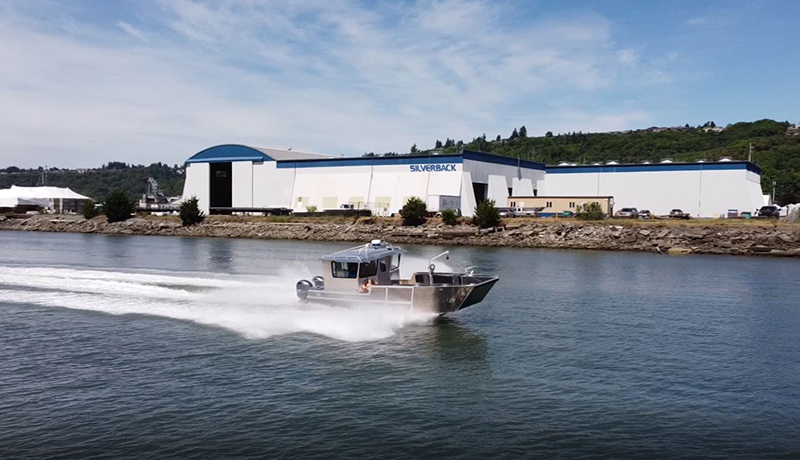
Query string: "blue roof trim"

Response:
xmin=186 ymin=145 xmax=272 ymax=163
xmin=546 ymin=161 xmax=761 ymax=175
xmin=462 ymin=150 xmax=546 ymax=171
xmin=276 ymin=154 xmax=463 ymax=169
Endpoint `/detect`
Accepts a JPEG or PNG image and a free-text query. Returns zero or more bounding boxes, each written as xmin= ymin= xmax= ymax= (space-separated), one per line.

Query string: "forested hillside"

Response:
xmin=420 ymin=119 xmax=800 ymax=204
xmin=3 ymin=119 xmax=799 ymax=205
xmin=0 ymin=162 xmax=184 ymax=201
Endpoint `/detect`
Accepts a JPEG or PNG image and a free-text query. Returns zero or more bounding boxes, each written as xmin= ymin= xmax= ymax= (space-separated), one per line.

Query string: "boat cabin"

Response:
xmin=320 ymin=240 xmax=404 ymax=292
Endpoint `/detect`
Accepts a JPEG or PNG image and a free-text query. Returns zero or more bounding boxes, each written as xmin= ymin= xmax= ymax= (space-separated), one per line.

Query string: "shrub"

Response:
xmin=400 ymin=197 xmax=427 ymax=226
xmin=576 ymin=202 xmax=605 ymax=220
xmin=472 ymin=199 xmax=500 ymax=228
xmin=103 ymin=190 xmax=134 ymax=223
xmin=179 ymin=196 xmax=205 ymax=226
xmin=306 ymin=205 xmax=318 ymax=213
xmin=81 ymin=200 xmax=99 ymax=219
xmin=440 ymin=208 xmax=458 ymax=226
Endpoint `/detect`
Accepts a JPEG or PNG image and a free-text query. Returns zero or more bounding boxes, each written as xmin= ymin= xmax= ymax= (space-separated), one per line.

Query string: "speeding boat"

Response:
xmin=295 ymin=240 xmax=499 ymax=314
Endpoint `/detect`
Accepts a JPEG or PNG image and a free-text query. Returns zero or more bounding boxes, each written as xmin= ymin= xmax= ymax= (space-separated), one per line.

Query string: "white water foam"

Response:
xmin=0 ymin=265 xmax=437 ymax=342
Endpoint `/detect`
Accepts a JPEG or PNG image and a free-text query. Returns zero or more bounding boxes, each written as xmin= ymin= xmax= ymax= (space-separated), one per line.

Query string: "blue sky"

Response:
xmin=1 ymin=0 xmax=798 ymax=168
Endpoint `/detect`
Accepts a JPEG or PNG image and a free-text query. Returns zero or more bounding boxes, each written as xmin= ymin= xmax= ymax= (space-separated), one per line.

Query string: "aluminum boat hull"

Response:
xmin=303 ymin=274 xmax=499 ymax=314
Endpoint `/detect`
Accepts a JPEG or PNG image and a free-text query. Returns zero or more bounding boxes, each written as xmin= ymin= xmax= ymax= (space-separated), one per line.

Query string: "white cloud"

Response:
xmin=0 ymin=0 xmax=676 ymax=168
xmin=116 ymin=21 xmax=148 ymax=42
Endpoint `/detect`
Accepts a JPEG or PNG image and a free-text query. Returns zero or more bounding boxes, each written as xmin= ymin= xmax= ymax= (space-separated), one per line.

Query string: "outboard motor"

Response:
xmin=312 ymin=276 xmax=325 ymax=289
xmin=296 ymin=279 xmax=313 ymax=300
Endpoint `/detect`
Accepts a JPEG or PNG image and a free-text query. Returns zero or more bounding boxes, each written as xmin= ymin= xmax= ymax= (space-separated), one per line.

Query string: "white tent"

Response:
xmin=0 ymin=186 xmax=90 ymax=211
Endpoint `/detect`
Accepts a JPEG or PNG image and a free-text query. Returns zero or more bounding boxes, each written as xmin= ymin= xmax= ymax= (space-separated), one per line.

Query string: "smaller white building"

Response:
xmin=541 ymin=161 xmax=765 ymax=217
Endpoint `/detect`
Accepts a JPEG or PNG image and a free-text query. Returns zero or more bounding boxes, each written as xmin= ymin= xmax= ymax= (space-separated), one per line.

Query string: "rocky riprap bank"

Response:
xmin=2 ymin=214 xmax=799 ymax=257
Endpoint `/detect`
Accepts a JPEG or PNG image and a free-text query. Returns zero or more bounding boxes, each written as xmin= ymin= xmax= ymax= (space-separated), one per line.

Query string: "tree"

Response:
xmin=399 ymin=197 xmax=427 ymax=226
xmin=103 ymin=190 xmax=134 ymax=222
xmin=545 ymin=131 xmax=553 ymax=138
xmin=179 ymin=196 xmax=205 ymax=226
xmin=576 ymin=202 xmax=605 ymax=220
xmin=435 ymin=140 xmax=443 ymax=149
xmin=440 ymin=208 xmax=458 ymax=226
xmin=496 ymin=134 xmax=501 ymax=141
xmin=510 ymin=128 xmax=519 ymax=140
xmin=519 ymin=126 xmax=527 ymax=138
xmin=472 ymin=199 xmax=500 ymax=228
xmin=410 ymin=144 xmax=418 ymax=154
xmin=81 ymin=200 xmax=99 ymax=219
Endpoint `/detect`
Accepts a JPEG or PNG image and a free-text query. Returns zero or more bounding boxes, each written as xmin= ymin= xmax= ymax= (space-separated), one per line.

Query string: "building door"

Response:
xmin=209 ymin=162 xmax=232 ymax=213
xmin=472 ymin=183 xmax=487 ymax=203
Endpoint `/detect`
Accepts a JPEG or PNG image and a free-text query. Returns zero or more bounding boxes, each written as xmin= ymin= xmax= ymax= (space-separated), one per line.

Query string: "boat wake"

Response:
xmin=0 ymin=265 xmax=436 ymax=342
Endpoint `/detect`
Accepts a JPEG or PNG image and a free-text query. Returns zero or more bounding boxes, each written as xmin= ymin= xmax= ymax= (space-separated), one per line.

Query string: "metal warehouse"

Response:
xmin=181 ymin=145 xmax=545 ymax=217
xmin=541 ymin=161 xmax=765 ymax=217
xmin=181 ymin=144 xmax=765 ymax=218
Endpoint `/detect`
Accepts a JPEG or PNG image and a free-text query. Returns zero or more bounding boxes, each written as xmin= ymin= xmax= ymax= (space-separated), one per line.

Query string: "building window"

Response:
xmin=546 ymin=201 xmax=552 ymax=208
xmin=510 ymin=201 xmax=516 ymax=207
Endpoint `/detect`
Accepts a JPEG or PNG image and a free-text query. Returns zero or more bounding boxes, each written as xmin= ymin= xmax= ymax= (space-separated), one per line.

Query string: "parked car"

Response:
xmin=757 ymin=205 xmax=780 ymax=218
xmin=614 ymin=207 xmax=639 ymax=218
xmin=639 ymin=210 xmax=651 ymax=219
xmin=498 ymin=208 xmax=516 ymax=218
xmin=669 ymin=209 xmax=689 ymax=219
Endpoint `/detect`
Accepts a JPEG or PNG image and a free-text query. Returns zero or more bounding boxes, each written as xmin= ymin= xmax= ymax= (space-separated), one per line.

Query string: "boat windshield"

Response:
xmin=331 ymin=261 xmax=378 ymax=278
xmin=331 ymin=261 xmax=358 ymax=278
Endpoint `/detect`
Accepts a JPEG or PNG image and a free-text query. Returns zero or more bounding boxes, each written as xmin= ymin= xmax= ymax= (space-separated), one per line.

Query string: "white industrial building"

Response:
xmin=541 ymin=161 xmax=765 ymax=217
xmin=181 ymin=145 xmax=544 ymax=217
xmin=181 ymin=144 xmax=765 ymax=218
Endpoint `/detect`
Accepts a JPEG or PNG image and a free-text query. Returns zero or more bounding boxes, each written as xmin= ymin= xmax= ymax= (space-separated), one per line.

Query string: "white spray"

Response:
xmin=0 ymin=263 xmax=438 ymax=342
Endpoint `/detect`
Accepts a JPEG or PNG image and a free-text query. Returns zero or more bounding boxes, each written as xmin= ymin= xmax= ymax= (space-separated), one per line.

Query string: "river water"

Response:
xmin=1 ymin=230 xmax=799 ymax=459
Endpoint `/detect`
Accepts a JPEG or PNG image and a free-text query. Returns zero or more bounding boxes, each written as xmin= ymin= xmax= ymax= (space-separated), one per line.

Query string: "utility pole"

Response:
xmin=748 ymin=142 xmax=752 ymax=162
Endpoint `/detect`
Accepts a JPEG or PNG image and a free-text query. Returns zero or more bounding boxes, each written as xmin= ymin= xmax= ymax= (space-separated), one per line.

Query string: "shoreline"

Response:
xmin=1 ymin=214 xmax=799 ymax=257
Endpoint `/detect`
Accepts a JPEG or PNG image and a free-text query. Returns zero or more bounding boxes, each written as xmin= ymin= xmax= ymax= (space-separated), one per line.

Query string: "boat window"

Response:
xmin=359 ymin=260 xmax=378 ymax=277
xmin=380 ymin=259 xmax=387 ymax=272
xmin=391 ymin=254 xmax=401 ymax=271
xmin=331 ymin=261 xmax=358 ymax=278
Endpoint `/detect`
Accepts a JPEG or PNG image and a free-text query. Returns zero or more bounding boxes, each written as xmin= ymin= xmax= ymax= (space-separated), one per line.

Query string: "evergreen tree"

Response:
xmin=410 ymin=144 xmax=418 ymax=154
xmin=496 ymin=134 xmax=501 ymax=141
xmin=103 ymin=190 xmax=134 ymax=223
xmin=510 ymin=128 xmax=519 ymax=140
xmin=399 ymin=197 xmax=427 ymax=226
xmin=545 ymin=131 xmax=553 ymax=137
xmin=179 ymin=196 xmax=206 ymax=226
xmin=519 ymin=126 xmax=527 ymax=138
xmin=472 ymin=199 xmax=500 ymax=229
xmin=435 ymin=140 xmax=443 ymax=149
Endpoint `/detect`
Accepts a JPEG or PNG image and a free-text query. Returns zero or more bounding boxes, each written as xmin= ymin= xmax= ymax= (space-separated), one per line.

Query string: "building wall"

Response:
xmin=252 ymin=161 xmax=295 ymax=208
xmin=182 ymin=162 xmax=210 ymax=213
xmin=232 ymin=161 xmax=253 ymax=208
xmin=463 ymin=158 xmax=545 ymax=207
xmin=543 ymin=166 xmax=764 ymax=217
